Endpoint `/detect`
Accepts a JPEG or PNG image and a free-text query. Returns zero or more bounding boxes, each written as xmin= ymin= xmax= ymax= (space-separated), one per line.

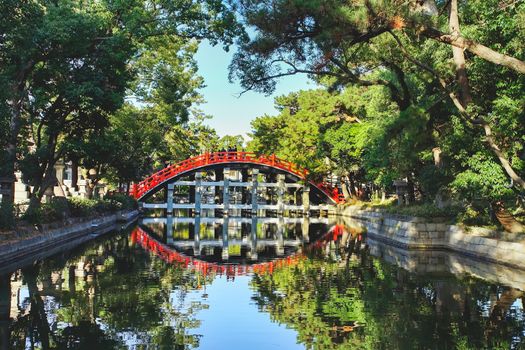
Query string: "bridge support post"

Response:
xmin=223 ymin=168 xmax=230 ymax=217
xmin=302 ymin=216 xmax=310 ymax=243
xmin=251 ymin=169 xmax=259 ymax=216
xmin=276 ymin=216 xmax=284 ymax=256
xmin=194 ymin=172 xmax=202 ymax=217
xmin=193 ymin=216 xmax=201 ymax=256
xmin=214 ymin=170 xmax=223 ymax=217
xmin=222 ymin=216 xmax=229 ymax=261
xmin=166 ymin=183 xmax=174 ymax=217
xmin=166 ymin=215 xmax=173 ymax=245
xmin=302 ymin=185 xmax=310 ymax=216
xmin=249 ymin=216 xmax=258 ymax=261
xmin=277 ymin=174 xmax=285 ymax=215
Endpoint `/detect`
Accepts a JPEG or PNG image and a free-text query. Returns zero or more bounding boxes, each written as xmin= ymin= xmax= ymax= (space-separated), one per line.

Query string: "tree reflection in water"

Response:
xmin=1 ymin=232 xmax=208 ymax=349
xmin=1 ymin=222 xmax=525 ymax=349
xmin=250 ymin=227 xmax=525 ymax=349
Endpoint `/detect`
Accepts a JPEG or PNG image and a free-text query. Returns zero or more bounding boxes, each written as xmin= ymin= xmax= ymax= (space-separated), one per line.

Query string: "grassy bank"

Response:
xmin=0 ymin=194 xmax=138 ymax=231
xmin=342 ymin=199 xmax=524 ymax=232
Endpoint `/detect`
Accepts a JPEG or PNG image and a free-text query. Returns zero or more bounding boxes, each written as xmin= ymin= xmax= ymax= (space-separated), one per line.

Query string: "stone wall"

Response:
xmin=0 ymin=210 xmax=139 ymax=272
xmin=339 ymin=205 xmax=525 ymax=269
xmin=368 ymin=238 xmax=525 ymax=291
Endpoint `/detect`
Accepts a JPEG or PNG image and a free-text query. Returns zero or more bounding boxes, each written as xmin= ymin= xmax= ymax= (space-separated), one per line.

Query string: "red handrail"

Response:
xmin=130 ymin=224 xmax=346 ymax=276
xmin=131 ymin=226 xmax=305 ymax=277
xmin=131 ymin=151 xmax=343 ymax=203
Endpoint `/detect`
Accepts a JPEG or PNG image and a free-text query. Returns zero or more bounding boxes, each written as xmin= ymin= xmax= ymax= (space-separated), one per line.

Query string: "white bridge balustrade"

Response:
xmin=140 ymin=167 xmax=337 ymax=217
xmin=140 ymin=215 xmax=333 ymax=262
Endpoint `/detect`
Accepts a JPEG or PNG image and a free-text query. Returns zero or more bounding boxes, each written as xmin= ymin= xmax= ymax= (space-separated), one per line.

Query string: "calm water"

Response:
xmin=1 ymin=216 xmax=525 ymax=349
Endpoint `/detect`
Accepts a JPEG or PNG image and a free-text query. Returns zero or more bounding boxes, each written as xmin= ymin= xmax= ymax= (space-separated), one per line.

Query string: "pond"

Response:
xmin=1 ymin=216 xmax=524 ymax=349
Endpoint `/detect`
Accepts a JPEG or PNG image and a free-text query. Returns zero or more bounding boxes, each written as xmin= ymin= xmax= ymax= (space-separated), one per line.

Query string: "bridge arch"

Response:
xmin=132 ymin=152 xmax=343 ymax=205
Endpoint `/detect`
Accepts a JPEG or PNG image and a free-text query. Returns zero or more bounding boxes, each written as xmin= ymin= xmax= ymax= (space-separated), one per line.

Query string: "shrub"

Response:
xmin=68 ymin=197 xmax=98 ymax=217
xmin=19 ymin=195 xmax=135 ymax=225
xmin=94 ymin=199 xmax=122 ymax=213
xmin=0 ymin=202 xmax=15 ymax=230
xmin=22 ymin=197 xmax=70 ymax=224
xmin=104 ymin=193 xmax=138 ymax=210
xmin=371 ymin=201 xmax=461 ymax=219
xmin=457 ymin=205 xmax=493 ymax=227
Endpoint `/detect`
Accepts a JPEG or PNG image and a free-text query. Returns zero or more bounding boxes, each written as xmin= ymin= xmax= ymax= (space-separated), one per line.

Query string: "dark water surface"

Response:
xmin=1 ymin=217 xmax=525 ymax=349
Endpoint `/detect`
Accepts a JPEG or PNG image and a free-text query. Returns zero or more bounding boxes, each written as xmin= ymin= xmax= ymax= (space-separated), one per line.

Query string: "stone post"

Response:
xmin=302 ymin=185 xmax=310 ymax=216
xmin=166 ymin=183 xmax=174 ymax=217
xmin=195 ymin=172 xmax=202 ymax=216
xmin=193 ymin=216 xmax=201 ymax=256
xmin=166 ymin=215 xmax=174 ymax=245
xmin=276 ymin=216 xmax=285 ymax=256
xmin=222 ymin=216 xmax=229 ymax=261
xmin=302 ymin=216 xmax=310 ymax=243
xmin=241 ymin=169 xmax=249 ymax=205
xmin=223 ymin=168 xmax=230 ymax=217
xmin=251 ymin=169 xmax=259 ymax=216
xmin=277 ymin=174 xmax=285 ymax=215
xmin=249 ymin=216 xmax=258 ymax=261
xmin=214 ymin=169 xmax=223 ymax=217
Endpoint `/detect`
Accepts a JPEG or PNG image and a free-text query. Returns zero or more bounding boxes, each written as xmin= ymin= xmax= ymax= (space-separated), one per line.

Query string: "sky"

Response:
xmin=194 ymin=41 xmax=313 ymax=138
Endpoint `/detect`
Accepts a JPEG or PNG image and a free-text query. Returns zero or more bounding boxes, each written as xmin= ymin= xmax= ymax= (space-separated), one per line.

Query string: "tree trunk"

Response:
xmin=3 ymin=61 xmax=35 ymax=206
xmin=445 ymin=1 xmax=525 ymax=191
xmin=449 ymin=0 xmax=473 ymax=105
xmin=26 ymin=156 xmax=58 ymax=215
xmin=432 ymin=147 xmax=442 ymax=168
xmin=493 ymin=201 xmax=525 ymax=233
xmin=446 ymin=0 xmax=525 ymax=230
xmin=23 ymin=264 xmax=51 ymax=350
xmin=341 ymin=176 xmax=351 ymax=200
xmin=421 ymin=26 xmax=525 ymax=75
xmin=4 ymin=101 xmax=24 ymax=206
xmin=71 ymin=158 xmax=79 ymax=191
xmin=482 ymin=122 xmax=525 ymax=190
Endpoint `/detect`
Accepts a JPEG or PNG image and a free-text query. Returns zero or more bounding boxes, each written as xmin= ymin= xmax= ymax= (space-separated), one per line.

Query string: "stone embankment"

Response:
xmin=0 ymin=210 xmax=139 ymax=272
xmin=339 ymin=206 xmax=525 ymax=269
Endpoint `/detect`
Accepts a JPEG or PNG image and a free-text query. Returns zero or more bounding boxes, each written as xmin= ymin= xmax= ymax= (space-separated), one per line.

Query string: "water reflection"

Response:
xmin=0 ymin=233 xmax=208 ymax=349
xmin=0 ymin=218 xmax=524 ymax=349
xmin=140 ymin=216 xmax=335 ymax=264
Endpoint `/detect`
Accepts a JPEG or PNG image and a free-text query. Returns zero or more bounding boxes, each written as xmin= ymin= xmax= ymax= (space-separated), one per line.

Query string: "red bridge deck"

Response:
xmin=132 ymin=151 xmax=344 ymax=203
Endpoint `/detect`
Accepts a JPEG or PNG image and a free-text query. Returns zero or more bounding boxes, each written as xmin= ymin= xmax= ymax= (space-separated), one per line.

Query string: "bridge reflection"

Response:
xmin=135 ymin=217 xmax=362 ymax=277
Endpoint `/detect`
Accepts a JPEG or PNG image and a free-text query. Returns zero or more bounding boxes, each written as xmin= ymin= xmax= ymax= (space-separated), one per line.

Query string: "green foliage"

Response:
xmin=68 ymin=197 xmax=121 ymax=218
xmin=23 ymin=197 xmax=69 ymax=224
xmin=104 ymin=193 xmax=138 ymax=211
xmin=239 ymin=0 xmax=525 ymax=227
xmin=21 ymin=196 xmax=126 ymax=224
xmin=1 ymin=0 xmax=241 ymax=212
xmin=0 ymin=202 xmax=15 ymax=230
xmin=418 ymin=165 xmax=450 ymax=199
xmin=457 ymin=205 xmax=493 ymax=227
xmin=383 ymin=203 xmax=461 ymax=219
xmin=451 ymin=152 xmax=515 ymax=202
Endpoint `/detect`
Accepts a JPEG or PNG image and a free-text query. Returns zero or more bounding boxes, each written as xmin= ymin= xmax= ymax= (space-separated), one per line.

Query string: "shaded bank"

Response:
xmin=339 ymin=206 xmax=525 ymax=269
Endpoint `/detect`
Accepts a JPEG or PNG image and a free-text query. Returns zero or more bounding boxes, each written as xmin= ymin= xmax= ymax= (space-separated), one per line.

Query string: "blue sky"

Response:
xmin=195 ymin=41 xmax=313 ymax=138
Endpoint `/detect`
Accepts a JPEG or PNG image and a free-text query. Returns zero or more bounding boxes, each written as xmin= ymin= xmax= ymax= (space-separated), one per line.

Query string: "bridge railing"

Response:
xmin=131 ymin=151 xmax=343 ymax=203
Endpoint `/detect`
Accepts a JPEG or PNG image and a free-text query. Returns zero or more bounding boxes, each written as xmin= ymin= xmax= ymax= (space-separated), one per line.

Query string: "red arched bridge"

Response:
xmin=131 ymin=223 xmax=359 ymax=277
xmin=131 ymin=152 xmax=344 ymax=214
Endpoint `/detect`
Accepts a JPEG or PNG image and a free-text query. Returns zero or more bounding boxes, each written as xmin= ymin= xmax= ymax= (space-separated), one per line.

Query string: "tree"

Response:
xmin=1 ymin=0 xmax=241 ymax=212
xmin=230 ymin=0 xmax=525 ymax=193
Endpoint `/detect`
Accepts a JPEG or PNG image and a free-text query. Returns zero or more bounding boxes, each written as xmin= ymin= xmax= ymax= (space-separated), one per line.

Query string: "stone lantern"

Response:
xmin=393 ymin=180 xmax=408 ymax=206
xmin=44 ymin=185 xmax=55 ymax=203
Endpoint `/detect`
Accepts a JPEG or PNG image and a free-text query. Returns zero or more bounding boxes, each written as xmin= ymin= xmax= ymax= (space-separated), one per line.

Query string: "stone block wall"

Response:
xmin=368 ymin=238 xmax=525 ymax=290
xmin=339 ymin=205 xmax=525 ymax=269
